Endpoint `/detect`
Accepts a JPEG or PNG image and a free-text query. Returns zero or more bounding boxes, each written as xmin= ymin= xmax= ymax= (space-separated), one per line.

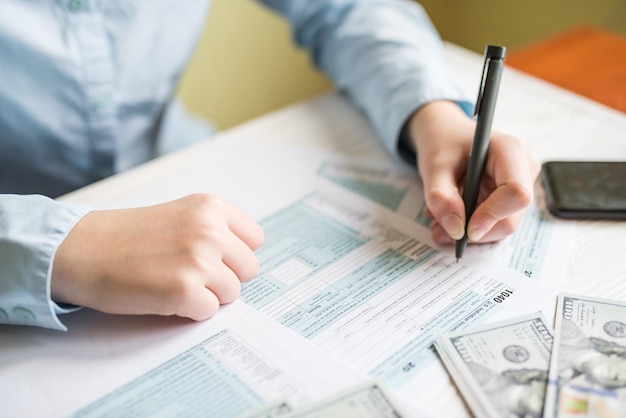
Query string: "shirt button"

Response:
xmin=90 ymin=96 xmax=110 ymax=113
xmin=67 ymin=0 xmax=87 ymax=12
xmin=12 ymin=306 xmax=36 ymax=323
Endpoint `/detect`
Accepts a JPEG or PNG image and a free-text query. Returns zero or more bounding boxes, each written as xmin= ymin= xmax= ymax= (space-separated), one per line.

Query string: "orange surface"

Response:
xmin=507 ymin=26 xmax=626 ymax=113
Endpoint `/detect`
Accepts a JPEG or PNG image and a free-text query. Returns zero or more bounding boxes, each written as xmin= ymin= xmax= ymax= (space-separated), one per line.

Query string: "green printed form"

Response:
xmin=318 ymin=166 xmax=407 ymax=211
xmin=70 ymin=300 xmax=369 ymax=418
xmin=243 ymin=201 xmax=369 ymax=309
xmin=413 ymin=203 xmax=431 ymax=228
xmin=317 ymin=161 xmax=561 ymax=281
xmin=73 ymin=330 xmax=262 ymax=418
xmin=318 ymin=162 xmax=431 ymax=227
xmin=506 ymin=206 xmax=553 ymax=279
xmin=241 ymin=193 xmax=515 ymax=388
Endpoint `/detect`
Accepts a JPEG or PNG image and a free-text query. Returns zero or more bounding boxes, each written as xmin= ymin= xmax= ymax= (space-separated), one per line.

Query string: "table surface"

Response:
xmin=507 ymin=25 xmax=626 ymax=114
xmin=3 ymin=43 xmax=626 ymax=418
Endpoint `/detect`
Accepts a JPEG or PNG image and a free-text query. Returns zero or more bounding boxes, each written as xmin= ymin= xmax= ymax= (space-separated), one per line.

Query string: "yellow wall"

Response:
xmin=419 ymin=0 xmax=626 ymax=53
xmin=177 ymin=0 xmax=331 ymax=131
xmin=177 ymin=0 xmax=626 ymax=130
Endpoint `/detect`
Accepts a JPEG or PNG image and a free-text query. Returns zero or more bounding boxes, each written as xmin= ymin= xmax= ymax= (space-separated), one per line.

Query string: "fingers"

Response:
xmin=427 ymin=133 xmax=538 ymax=244
xmin=159 ymin=250 xmax=244 ymax=321
xmin=466 ymin=135 xmax=537 ymax=241
xmin=175 ymin=264 xmax=240 ymax=321
xmin=226 ymin=204 xmax=265 ymax=251
xmin=409 ymin=101 xmax=474 ymax=241
xmin=51 ymin=193 xmax=265 ymax=323
xmin=418 ymin=141 xmax=468 ymax=240
xmin=466 ymin=182 xmax=532 ymax=241
xmin=430 ymin=210 xmax=525 ymax=244
xmin=175 ymin=285 xmax=221 ymax=321
xmin=406 ymin=101 xmax=539 ymax=245
xmin=178 ymin=193 xmax=262 ymax=301
xmin=221 ymin=232 xmax=260 ymax=283
xmin=423 ymin=183 xmax=466 ymax=240
xmin=169 ymin=195 xmax=262 ymax=320
xmin=184 ymin=194 xmax=262 ymax=282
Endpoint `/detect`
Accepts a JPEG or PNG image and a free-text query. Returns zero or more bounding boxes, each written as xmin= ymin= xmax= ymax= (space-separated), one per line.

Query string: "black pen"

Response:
xmin=456 ymin=45 xmax=506 ymax=262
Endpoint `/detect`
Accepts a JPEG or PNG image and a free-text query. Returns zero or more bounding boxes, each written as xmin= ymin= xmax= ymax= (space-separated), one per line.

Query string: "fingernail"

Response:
xmin=441 ymin=214 xmax=465 ymax=240
xmin=468 ymin=224 xmax=487 ymax=241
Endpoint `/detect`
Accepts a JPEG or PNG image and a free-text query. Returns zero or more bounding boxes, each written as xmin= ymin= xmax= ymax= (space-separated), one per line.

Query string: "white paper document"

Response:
xmin=316 ymin=158 xmax=575 ymax=289
xmin=14 ymin=302 xmax=366 ymax=418
xmin=7 ymin=43 xmax=626 ymax=417
xmin=239 ymin=380 xmax=417 ymax=418
xmin=240 ymin=186 xmax=555 ymax=399
xmin=102 ymin=135 xmax=563 ymax=408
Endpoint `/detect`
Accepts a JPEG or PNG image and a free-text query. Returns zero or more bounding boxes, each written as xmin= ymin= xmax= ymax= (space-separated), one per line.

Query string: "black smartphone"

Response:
xmin=540 ymin=161 xmax=626 ymax=219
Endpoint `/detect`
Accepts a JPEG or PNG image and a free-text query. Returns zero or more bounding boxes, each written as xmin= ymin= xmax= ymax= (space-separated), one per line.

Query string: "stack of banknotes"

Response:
xmin=434 ymin=294 xmax=626 ymax=418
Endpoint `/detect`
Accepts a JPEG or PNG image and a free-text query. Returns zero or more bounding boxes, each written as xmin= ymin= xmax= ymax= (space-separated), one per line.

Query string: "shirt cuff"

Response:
xmin=0 ymin=194 xmax=92 ymax=330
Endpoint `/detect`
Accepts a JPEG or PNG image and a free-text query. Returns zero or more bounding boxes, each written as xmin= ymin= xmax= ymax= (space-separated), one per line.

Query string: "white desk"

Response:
xmin=2 ymin=44 xmax=626 ymax=418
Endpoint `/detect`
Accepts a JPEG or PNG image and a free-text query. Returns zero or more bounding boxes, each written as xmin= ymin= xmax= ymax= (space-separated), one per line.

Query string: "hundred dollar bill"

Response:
xmin=434 ymin=312 xmax=553 ymax=418
xmin=544 ymin=294 xmax=626 ymax=418
xmin=280 ymin=380 xmax=409 ymax=418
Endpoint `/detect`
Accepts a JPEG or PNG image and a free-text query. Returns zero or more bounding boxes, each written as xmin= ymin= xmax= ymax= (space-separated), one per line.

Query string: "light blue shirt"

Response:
xmin=0 ymin=0 xmax=471 ymax=329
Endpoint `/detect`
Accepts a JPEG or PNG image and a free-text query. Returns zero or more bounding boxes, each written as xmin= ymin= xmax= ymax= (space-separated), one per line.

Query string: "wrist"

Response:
xmin=406 ymin=100 xmax=473 ymax=152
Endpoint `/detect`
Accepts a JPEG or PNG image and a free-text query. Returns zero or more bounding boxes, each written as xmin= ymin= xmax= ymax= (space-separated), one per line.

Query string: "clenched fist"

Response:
xmin=51 ymin=194 xmax=264 ymax=320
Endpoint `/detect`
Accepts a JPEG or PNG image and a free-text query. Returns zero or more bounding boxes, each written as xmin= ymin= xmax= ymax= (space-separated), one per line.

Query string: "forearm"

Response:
xmin=257 ymin=0 xmax=473 ymax=158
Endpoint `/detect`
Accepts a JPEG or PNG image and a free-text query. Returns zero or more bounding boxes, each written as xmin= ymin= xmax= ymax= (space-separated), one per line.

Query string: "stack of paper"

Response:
xmin=82 ymin=137 xmax=573 ymax=417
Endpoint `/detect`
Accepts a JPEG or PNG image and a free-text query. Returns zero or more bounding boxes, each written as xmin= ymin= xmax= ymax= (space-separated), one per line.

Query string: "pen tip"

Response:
xmin=456 ymin=258 xmax=460 ymax=264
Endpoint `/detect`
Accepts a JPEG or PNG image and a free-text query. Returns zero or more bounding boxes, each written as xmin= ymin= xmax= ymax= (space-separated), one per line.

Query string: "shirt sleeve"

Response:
xmin=256 ymin=0 xmax=473 ymax=162
xmin=0 ymin=194 xmax=92 ymax=330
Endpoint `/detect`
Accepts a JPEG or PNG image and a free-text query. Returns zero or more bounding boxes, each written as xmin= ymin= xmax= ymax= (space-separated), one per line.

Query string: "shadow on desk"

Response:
xmin=0 ymin=310 xmax=194 ymax=369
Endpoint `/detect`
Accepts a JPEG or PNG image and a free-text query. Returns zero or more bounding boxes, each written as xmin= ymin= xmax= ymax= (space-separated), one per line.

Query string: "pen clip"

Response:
xmin=474 ymin=45 xmax=506 ymax=118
